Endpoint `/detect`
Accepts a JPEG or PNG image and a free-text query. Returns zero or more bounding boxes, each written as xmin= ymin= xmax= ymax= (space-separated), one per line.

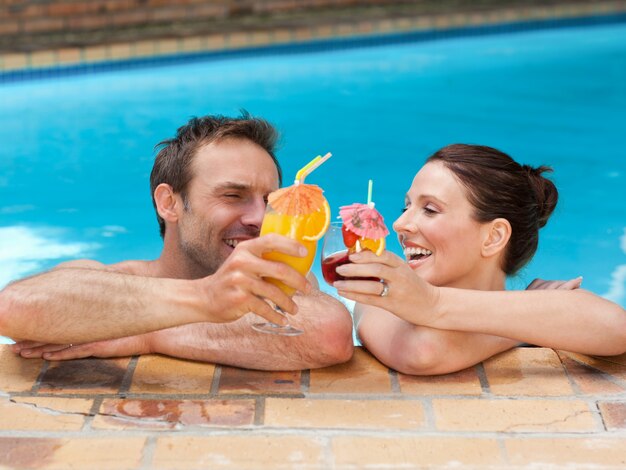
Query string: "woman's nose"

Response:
xmin=393 ymin=209 xmax=418 ymax=234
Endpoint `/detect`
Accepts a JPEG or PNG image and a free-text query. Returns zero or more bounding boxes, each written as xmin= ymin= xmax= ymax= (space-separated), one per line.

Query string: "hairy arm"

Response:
xmin=18 ymin=288 xmax=354 ymax=370
xmin=0 ymin=262 xmax=207 ymax=343
xmin=355 ymin=304 xmax=518 ymax=375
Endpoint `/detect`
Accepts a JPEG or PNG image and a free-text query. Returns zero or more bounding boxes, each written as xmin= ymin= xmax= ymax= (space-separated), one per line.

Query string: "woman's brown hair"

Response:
xmin=426 ymin=144 xmax=558 ymax=275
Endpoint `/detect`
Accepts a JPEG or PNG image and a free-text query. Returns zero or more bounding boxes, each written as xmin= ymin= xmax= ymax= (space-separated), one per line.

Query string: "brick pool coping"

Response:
xmin=1 ymin=1 xmax=625 ymax=74
xmin=1 ymin=345 xmax=625 ymax=468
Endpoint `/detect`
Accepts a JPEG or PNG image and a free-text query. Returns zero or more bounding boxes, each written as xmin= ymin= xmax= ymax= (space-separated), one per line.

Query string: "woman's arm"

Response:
xmin=355 ymin=304 xmax=519 ymax=375
xmin=338 ymin=251 xmax=626 ymax=357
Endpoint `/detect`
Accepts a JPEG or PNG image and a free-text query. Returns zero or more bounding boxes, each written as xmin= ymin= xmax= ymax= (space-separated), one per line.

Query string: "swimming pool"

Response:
xmin=1 ymin=18 xmax=625 ymax=344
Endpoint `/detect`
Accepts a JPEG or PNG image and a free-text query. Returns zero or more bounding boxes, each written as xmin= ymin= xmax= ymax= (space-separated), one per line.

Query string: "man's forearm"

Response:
xmin=0 ymin=268 xmax=203 ymax=343
xmin=148 ymin=290 xmax=354 ymax=371
xmin=433 ymin=288 xmax=626 ymax=355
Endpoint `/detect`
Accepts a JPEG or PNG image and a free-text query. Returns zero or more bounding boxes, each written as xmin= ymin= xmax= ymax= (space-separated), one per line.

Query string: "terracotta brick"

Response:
xmin=108 ymin=43 xmax=132 ymax=60
xmin=560 ymin=351 xmax=626 ymax=381
xmin=152 ymin=435 xmax=324 ymax=469
xmin=204 ymin=34 xmax=226 ymax=50
xmin=332 ymin=436 xmax=503 ymax=467
xmin=226 ymin=32 xmax=249 ymax=48
xmin=0 ymin=54 xmax=28 ymax=71
xmin=309 ymin=347 xmax=391 ymax=394
xmin=559 ymin=354 xmax=624 ymax=395
xmin=484 ymin=347 xmax=573 ymax=396
xmin=56 ymin=48 xmax=82 ymax=65
xmin=29 ymin=50 xmax=56 ymax=68
xmin=506 ymin=438 xmax=626 ymax=467
xmin=399 ymin=365 xmax=482 ymax=396
xmin=433 ymin=398 xmax=595 ymax=432
xmin=83 ymin=45 xmax=108 ymax=62
xmin=130 ymin=355 xmax=214 ymax=394
xmin=156 ymin=39 xmax=179 ymax=55
xmin=39 ymin=357 xmax=130 ymax=394
xmin=92 ymin=398 xmax=255 ymax=430
xmin=0 ymin=345 xmax=43 ymax=392
xmin=218 ymin=367 xmax=301 ymax=395
xmin=598 ymin=401 xmax=626 ymax=430
xmin=0 ymin=437 xmax=146 ymax=469
xmin=0 ymin=21 xmax=19 ymax=34
xmin=22 ymin=17 xmax=65 ymax=34
xmin=264 ymin=398 xmax=425 ymax=429
xmin=132 ymin=40 xmax=157 ymax=57
xmin=0 ymin=396 xmax=92 ymax=431
xmin=180 ymin=36 xmax=205 ymax=52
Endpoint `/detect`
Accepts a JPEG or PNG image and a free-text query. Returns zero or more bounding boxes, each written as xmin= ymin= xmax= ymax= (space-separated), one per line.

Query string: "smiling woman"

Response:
xmin=334 ymin=144 xmax=626 ymax=375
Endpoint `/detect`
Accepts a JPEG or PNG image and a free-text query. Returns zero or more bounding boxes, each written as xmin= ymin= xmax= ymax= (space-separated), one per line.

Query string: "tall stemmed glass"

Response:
xmin=251 ymin=153 xmax=332 ymax=336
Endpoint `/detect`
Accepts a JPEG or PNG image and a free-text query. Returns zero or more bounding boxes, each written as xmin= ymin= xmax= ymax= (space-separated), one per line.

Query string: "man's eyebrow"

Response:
xmin=213 ymin=182 xmax=252 ymax=192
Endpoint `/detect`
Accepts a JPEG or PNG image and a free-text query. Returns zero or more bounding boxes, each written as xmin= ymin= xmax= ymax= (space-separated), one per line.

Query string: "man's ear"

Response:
xmin=154 ymin=183 xmax=180 ymax=225
xmin=482 ymin=218 xmax=512 ymax=258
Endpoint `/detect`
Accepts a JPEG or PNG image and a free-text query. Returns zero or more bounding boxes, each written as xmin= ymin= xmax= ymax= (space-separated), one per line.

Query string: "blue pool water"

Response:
xmin=0 ymin=19 xmax=625 ymax=345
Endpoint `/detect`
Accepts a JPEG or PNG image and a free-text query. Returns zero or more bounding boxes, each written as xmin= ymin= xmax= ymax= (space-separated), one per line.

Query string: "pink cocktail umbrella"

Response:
xmin=339 ymin=202 xmax=389 ymax=240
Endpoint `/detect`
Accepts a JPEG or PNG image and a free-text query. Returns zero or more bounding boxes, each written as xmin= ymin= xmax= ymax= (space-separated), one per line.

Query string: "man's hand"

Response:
xmin=526 ymin=276 xmax=583 ymax=290
xmin=11 ymin=334 xmax=150 ymax=361
xmin=199 ymin=234 xmax=312 ymax=325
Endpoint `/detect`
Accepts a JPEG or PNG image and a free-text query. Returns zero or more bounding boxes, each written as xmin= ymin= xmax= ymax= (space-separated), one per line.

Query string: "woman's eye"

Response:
xmin=423 ymin=205 xmax=438 ymax=215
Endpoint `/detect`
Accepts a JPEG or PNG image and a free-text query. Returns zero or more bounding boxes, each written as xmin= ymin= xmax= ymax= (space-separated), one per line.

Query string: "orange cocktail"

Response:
xmin=260 ymin=202 xmax=328 ymax=296
xmin=252 ymin=153 xmax=332 ymax=336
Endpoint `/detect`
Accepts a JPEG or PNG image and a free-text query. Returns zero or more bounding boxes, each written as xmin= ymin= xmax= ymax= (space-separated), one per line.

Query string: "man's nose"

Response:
xmin=241 ymin=198 xmax=267 ymax=229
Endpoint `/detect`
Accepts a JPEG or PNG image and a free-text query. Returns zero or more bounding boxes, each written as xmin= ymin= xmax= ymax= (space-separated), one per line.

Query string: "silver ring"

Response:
xmin=380 ymin=281 xmax=389 ymax=297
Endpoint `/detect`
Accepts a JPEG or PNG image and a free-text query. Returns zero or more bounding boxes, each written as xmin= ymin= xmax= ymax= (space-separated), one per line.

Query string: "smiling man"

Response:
xmin=0 ymin=113 xmax=353 ymax=370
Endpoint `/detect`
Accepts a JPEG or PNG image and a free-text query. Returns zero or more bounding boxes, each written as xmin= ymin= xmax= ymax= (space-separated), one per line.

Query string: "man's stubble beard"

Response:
xmin=178 ymin=217 xmax=225 ymax=279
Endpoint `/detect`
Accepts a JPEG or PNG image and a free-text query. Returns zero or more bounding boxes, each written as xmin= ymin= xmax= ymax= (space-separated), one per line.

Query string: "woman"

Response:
xmin=334 ymin=144 xmax=626 ymax=375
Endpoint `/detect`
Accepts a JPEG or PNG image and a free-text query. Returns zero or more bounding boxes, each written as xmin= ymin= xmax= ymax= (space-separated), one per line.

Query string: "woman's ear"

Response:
xmin=482 ymin=218 xmax=512 ymax=258
xmin=154 ymin=183 xmax=180 ymax=225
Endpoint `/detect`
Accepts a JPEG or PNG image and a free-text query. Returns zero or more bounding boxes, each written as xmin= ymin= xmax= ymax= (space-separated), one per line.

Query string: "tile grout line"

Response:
xmin=210 ymin=365 xmax=223 ymax=396
xmin=389 ymin=368 xmax=400 ymax=393
xmin=82 ymin=396 xmax=104 ymax=432
xmin=30 ymin=360 xmax=51 ymax=394
xmin=301 ymin=369 xmax=310 ymax=394
xmin=254 ymin=396 xmax=266 ymax=426
xmin=118 ymin=355 xmax=140 ymax=395
xmin=139 ymin=436 xmax=158 ymax=470
xmin=476 ymin=363 xmax=492 ymax=396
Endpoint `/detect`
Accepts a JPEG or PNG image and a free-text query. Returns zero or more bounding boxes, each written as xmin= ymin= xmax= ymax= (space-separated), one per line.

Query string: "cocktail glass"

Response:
xmin=321 ymin=180 xmax=389 ymax=286
xmin=252 ymin=154 xmax=332 ymax=336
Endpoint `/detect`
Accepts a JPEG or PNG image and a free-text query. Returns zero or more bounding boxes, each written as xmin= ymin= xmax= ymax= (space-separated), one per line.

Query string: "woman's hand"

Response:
xmin=334 ymin=250 xmax=440 ymax=326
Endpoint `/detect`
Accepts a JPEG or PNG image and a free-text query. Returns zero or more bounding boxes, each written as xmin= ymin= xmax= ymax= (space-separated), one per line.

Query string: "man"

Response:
xmin=0 ymin=113 xmax=354 ymax=370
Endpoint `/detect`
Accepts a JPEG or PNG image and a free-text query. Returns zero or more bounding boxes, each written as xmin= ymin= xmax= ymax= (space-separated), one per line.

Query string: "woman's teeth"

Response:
xmin=404 ymin=246 xmax=432 ymax=261
xmin=224 ymin=239 xmax=240 ymax=248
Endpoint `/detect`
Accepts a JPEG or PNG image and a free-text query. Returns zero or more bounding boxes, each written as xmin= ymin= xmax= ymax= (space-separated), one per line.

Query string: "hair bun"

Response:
xmin=523 ymin=164 xmax=558 ymax=228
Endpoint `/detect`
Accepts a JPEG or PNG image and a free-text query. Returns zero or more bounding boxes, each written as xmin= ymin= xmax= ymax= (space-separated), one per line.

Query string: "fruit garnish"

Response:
xmin=301 ymin=200 xmax=331 ymax=241
xmin=342 ymin=224 xmax=359 ymax=248
xmin=354 ymin=236 xmax=386 ymax=256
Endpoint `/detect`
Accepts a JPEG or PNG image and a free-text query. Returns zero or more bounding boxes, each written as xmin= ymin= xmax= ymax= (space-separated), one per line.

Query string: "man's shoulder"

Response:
xmin=54 ymin=259 xmax=154 ymax=276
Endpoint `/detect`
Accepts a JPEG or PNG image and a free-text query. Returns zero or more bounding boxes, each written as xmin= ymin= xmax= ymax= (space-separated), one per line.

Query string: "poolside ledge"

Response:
xmin=0 ymin=345 xmax=624 ymax=468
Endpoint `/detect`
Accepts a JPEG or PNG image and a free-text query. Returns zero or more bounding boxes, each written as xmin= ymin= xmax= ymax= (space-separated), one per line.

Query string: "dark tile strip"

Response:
xmin=118 ymin=356 xmax=140 ymax=396
xmin=254 ymin=396 xmax=266 ymax=426
xmin=30 ymin=360 xmax=50 ymax=394
xmin=210 ymin=365 xmax=223 ymax=396
xmin=475 ymin=363 xmax=491 ymax=395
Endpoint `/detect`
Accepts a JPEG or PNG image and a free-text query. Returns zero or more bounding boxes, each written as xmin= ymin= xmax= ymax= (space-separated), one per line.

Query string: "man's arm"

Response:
xmin=0 ymin=235 xmax=312 ymax=344
xmin=15 ymin=289 xmax=355 ymax=371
